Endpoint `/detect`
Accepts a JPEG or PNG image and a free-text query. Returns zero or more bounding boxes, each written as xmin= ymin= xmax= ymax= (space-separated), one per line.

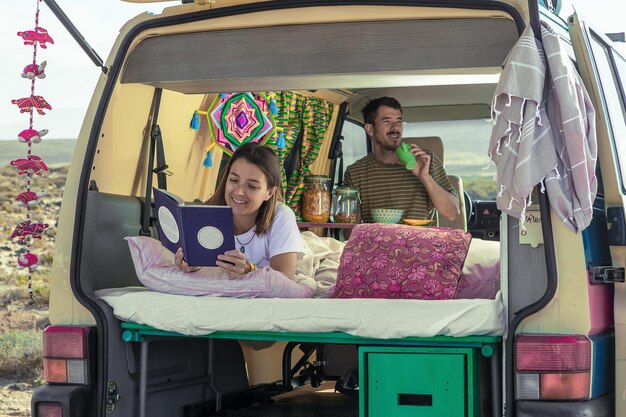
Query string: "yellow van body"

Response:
xmin=34 ymin=1 xmax=626 ymax=417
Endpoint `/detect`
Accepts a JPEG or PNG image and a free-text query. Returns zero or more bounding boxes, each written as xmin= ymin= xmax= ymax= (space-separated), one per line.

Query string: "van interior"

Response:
xmin=70 ymin=9 xmax=525 ymax=417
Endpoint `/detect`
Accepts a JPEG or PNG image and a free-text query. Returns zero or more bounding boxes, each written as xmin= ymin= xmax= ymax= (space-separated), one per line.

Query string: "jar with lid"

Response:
xmin=331 ymin=185 xmax=360 ymax=224
xmin=302 ymin=175 xmax=331 ymax=223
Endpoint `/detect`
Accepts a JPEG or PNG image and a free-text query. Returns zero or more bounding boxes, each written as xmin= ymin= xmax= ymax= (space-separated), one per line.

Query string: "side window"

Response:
xmin=403 ymin=120 xmax=496 ymax=200
xmin=340 ymin=119 xmax=368 ymax=173
xmin=588 ymin=31 xmax=626 ymax=191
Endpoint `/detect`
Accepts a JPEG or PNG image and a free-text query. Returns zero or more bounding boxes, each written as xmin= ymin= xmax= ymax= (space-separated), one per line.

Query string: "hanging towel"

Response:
xmin=489 ymin=22 xmax=597 ymax=233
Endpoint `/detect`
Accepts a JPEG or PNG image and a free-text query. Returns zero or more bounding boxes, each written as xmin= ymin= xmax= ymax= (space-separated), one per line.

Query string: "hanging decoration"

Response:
xmin=190 ymin=92 xmax=278 ymax=166
xmin=9 ymin=0 xmax=53 ymax=303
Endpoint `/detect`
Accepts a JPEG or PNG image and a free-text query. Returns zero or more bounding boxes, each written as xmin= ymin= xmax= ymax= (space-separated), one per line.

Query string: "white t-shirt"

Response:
xmin=234 ymin=203 xmax=303 ymax=267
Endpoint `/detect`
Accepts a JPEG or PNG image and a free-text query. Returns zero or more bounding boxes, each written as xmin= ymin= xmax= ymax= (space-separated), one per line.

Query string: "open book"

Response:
xmin=153 ymin=188 xmax=235 ymax=267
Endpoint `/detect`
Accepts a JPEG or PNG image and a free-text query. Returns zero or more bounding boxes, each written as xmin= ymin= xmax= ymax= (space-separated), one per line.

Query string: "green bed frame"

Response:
xmin=120 ymin=321 xmax=501 ymax=417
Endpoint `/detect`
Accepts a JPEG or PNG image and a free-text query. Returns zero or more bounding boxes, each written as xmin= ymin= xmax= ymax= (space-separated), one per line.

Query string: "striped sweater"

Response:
xmin=344 ymin=152 xmax=456 ymax=223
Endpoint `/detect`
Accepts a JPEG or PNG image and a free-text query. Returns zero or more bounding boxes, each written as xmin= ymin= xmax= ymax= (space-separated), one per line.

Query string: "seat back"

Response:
xmin=441 ymin=175 xmax=467 ymax=230
xmin=402 ymin=137 xmax=466 ymax=230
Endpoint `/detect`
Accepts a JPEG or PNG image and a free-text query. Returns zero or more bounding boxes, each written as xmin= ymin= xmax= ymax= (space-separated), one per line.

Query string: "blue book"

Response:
xmin=153 ymin=188 xmax=235 ymax=267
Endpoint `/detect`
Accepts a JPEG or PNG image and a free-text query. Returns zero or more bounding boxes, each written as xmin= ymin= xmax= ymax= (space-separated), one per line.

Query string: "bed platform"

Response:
xmin=97 ymin=287 xmax=505 ymax=417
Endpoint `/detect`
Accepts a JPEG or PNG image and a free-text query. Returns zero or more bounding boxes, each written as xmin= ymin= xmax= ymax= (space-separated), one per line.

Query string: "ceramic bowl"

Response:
xmin=371 ymin=208 xmax=404 ymax=224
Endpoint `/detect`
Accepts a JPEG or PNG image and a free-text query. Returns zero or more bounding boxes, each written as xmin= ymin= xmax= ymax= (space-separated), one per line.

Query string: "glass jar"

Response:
xmin=331 ymin=185 xmax=359 ymax=224
xmin=302 ymin=175 xmax=331 ymax=223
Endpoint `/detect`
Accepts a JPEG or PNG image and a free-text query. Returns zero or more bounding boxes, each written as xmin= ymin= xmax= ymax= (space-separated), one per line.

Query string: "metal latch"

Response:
xmin=589 ymin=263 xmax=626 ymax=284
xmin=607 ymin=207 xmax=626 ymax=246
xmin=105 ymin=381 xmax=120 ymax=413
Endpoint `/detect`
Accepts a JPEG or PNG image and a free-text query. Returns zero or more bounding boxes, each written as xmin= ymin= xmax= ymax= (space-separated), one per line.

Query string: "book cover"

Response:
xmin=153 ymin=188 xmax=235 ymax=267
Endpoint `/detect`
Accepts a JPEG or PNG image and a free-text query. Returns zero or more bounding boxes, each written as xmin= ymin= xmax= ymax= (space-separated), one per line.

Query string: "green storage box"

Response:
xmin=359 ymin=346 xmax=480 ymax=417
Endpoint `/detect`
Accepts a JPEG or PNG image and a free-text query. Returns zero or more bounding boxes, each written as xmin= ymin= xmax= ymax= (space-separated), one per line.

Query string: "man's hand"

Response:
xmin=405 ymin=143 xmax=460 ymax=221
xmin=408 ymin=143 xmax=431 ymax=181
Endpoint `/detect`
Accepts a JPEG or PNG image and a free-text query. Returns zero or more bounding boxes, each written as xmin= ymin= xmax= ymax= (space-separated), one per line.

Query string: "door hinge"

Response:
xmin=589 ymin=263 xmax=626 ymax=284
xmin=105 ymin=381 xmax=120 ymax=414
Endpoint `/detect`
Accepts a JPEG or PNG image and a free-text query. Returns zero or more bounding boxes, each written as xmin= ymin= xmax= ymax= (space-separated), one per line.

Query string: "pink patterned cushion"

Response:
xmin=331 ymin=224 xmax=471 ymax=300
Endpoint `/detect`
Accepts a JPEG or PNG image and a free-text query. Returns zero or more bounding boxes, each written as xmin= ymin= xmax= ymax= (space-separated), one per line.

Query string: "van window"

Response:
xmin=588 ymin=31 xmax=626 ymax=190
xmin=340 ymin=119 xmax=368 ymax=175
xmin=403 ymin=120 xmax=496 ymax=199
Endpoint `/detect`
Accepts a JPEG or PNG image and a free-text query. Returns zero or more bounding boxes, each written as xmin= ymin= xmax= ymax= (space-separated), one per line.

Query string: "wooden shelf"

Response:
xmin=297 ymin=222 xmax=357 ymax=230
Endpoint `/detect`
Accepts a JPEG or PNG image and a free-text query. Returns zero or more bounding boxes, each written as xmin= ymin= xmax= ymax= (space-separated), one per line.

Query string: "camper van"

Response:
xmin=31 ymin=0 xmax=626 ymax=416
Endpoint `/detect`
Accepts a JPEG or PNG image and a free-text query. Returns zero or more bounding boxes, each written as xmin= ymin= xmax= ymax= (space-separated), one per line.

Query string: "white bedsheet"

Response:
xmin=96 ymin=287 xmax=506 ymax=339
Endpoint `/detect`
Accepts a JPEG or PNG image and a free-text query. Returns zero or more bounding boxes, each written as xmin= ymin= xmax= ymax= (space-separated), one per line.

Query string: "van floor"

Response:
xmin=224 ymin=383 xmax=358 ymax=417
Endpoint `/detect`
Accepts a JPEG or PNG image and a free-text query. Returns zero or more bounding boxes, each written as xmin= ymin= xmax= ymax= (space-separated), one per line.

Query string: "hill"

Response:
xmin=0 ymin=139 xmax=76 ymax=168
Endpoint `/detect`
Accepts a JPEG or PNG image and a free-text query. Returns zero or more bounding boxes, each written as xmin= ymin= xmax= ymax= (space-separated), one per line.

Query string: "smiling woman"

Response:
xmin=174 ymin=142 xmax=304 ymax=280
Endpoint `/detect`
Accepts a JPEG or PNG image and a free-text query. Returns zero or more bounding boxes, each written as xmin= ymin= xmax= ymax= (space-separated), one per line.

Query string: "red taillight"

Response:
xmin=516 ymin=335 xmax=590 ymax=371
xmin=516 ymin=334 xmax=591 ymax=401
xmin=43 ymin=326 xmax=89 ymax=358
xmin=37 ymin=403 xmax=63 ymax=417
xmin=43 ymin=326 xmax=92 ymax=385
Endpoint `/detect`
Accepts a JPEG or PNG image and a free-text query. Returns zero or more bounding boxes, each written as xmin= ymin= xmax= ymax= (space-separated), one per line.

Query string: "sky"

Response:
xmin=1 ymin=0 xmax=625 ymax=140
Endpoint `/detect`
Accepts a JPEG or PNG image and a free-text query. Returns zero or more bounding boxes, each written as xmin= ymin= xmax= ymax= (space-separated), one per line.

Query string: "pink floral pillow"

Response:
xmin=331 ymin=224 xmax=471 ymax=300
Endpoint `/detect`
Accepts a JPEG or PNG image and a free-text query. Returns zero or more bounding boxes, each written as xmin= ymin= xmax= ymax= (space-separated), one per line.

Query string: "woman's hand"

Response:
xmin=217 ymin=249 xmax=250 ymax=279
xmin=175 ymin=248 xmax=201 ymax=273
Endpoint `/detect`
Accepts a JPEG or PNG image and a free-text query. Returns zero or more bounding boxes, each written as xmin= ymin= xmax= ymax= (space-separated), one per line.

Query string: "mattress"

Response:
xmin=96 ymin=287 xmax=506 ymax=339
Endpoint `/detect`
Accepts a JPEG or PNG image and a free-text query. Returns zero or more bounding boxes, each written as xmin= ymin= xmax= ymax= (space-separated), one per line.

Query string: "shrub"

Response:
xmin=0 ymin=329 xmax=43 ymax=378
xmin=0 ymin=286 xmax=24 ymax=307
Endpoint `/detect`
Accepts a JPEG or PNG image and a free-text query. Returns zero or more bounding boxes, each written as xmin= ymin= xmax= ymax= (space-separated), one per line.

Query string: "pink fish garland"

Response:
xmin=11 ymin=221 xmax=50 ymax=245
xmin=10 ymin=1 xmax=53 ymax=303
xmin=21 ymin=60 xmax=47 ymax=79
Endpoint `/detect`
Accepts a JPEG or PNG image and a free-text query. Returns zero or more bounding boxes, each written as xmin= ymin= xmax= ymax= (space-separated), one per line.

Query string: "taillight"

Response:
xmin=36 ymin=403 xmax=63 ymax=417
xmin=43 ymin=326 xmax=92 ymax=385
xmin=516 ymin=334 xmax=591 ymax=400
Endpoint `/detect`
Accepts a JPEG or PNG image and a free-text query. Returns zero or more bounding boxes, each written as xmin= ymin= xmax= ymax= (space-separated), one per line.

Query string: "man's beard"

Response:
xmin=381 ymin=132 xmax=402 ymax=152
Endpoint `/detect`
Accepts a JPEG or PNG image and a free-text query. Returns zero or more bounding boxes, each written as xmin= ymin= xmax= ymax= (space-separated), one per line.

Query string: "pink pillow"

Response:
xmin=455 ymin=238 xmax=500 ymax=299
xmin=125 ymin=236 xmax=313 ymax=298
xmin=331 ymin=224 xmax=471 ymax=300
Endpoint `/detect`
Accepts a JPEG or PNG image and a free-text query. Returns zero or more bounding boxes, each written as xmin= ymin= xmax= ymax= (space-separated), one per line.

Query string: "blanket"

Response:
xmin=297 ymin=231 xmax=345 ymax=297
xmin=489 ymin=22 xmax=597 ymax=233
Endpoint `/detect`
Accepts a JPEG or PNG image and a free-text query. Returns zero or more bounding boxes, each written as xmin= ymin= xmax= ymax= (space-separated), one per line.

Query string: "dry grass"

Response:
xmin=0 ymin=330 xmax=43 ymax=379
xmin=0 ymin=270 xmax=51 ymax=307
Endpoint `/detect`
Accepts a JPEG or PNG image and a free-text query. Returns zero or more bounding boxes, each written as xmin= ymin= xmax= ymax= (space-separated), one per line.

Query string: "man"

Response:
xmin=344 ymin=96 xmax=459 ymax=223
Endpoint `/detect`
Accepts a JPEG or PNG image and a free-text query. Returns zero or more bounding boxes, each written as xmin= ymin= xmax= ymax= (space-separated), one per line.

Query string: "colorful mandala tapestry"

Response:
xmin=207 ymin=92 xmax=276 ymax=156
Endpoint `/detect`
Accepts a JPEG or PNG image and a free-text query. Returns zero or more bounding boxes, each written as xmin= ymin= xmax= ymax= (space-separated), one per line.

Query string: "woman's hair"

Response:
xmin=208 ymin=142 xmax=283 ymax=234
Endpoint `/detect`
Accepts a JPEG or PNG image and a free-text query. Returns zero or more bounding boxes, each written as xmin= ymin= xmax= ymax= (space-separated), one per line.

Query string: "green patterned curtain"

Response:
xmin=265 ymin=92 xmax=334 ymax=219
xmin=268 ymin=91 xmax=300 ymax=191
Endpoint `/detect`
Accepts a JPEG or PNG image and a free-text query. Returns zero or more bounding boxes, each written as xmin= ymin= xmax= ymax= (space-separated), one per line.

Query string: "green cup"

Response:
xmin=395 ymin=141 xmax=417 ymax=170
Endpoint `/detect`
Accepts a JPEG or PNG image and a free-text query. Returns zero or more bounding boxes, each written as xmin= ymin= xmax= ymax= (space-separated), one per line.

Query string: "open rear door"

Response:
xmin=569 ymin=11 xmax=626 ymax=417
